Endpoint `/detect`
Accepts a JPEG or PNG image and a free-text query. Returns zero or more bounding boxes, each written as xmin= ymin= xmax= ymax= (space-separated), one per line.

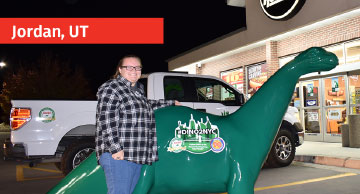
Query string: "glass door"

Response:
xmin=302 ymin=79 xmax=323 ymax=141
xmin=323 ymin=76 xmax=347 ymax=142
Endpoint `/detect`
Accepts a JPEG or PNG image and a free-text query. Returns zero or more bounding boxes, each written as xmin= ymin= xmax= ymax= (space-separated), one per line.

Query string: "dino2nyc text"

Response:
xmin=11 ymin=25 xmax=89 ymax=40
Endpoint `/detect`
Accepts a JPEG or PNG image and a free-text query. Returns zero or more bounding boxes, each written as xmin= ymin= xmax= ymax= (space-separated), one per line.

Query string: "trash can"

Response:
xmin=349 ymin=114 xmax=360 ymax=148
xmin=340 ymin=124 xmax=349 ymax=147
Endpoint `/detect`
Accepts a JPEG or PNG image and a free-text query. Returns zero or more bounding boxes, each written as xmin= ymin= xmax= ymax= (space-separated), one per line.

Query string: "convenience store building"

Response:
xmin=167 ymin=0 xmax=360 ymax=143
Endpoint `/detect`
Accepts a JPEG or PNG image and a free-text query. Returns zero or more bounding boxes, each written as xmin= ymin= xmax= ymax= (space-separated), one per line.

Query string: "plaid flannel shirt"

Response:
xmin=95 ymin=76 xmax=174 ymax=165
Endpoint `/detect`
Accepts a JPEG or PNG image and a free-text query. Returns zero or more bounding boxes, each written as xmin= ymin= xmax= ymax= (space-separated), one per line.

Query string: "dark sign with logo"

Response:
xmin=260 ymin=0 xmax=306 ymax=20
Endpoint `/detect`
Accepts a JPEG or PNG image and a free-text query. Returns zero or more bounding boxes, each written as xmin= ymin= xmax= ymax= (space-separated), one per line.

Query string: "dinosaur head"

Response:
xmin=292 ymin=47 xmax=338 ymax=74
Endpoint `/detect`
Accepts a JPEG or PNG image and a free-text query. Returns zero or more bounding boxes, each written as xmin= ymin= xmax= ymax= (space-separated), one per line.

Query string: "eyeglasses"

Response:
xmin=121 ymin=66 xmax=142 ymax=71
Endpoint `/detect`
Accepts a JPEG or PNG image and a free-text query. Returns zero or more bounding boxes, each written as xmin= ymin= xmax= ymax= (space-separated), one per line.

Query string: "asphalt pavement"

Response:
xmin=295 ymin=141 xmax=360 ymax=170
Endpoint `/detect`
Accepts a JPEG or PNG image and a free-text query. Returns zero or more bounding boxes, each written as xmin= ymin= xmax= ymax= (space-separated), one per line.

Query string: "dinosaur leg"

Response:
xmin=227 ymin=160 xmax=254 ymax=194
xmin=132 ymin=164 xmax=155 ymax=194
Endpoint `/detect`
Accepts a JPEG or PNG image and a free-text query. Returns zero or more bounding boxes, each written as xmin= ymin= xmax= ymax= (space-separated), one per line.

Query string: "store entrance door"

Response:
xmin=301 ymin=75 xmax=347 ymax=142
xmin=302 ymin=79 xmax=323 ymax=142
xmin=323 ymin=76 xmax=347 ymax=142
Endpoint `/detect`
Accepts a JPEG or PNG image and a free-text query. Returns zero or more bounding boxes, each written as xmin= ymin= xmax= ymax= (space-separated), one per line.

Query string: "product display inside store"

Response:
xmin=349 ymin=74 xmax=360 ymax=114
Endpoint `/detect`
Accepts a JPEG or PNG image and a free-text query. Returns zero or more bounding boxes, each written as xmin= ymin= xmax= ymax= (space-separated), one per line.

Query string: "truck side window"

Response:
xmin=194 ymin=78 xmax=241 ymax=106
xmin=163 ymin=77 xmax=186 ymax=101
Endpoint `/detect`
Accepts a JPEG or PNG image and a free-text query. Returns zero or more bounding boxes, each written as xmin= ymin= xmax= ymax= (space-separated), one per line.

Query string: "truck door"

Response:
xmin=192 ymin=78 xmax=243 ymax=115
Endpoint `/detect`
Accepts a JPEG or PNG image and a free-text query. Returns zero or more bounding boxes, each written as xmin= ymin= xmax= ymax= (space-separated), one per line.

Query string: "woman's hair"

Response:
xmin=112 ymin=55 xmax=142 ymax=79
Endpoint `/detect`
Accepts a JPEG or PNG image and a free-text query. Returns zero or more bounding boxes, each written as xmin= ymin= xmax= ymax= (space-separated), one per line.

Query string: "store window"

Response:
xmin=290 ymin=83 xmax=301 ymax=124
xmin=291 ymin=84 xmax=301 ymax=108
xmin=324 ymin=39 xmax=360 ymax=66
xmin=279 ymin=55 xmax=296 ymax=68
xmin=325 ymin=44 xmax=345 ymax=65
xmin=345 ymin=40 xmax=360 ymax=64
xmin=246 ymin=63 xmax=267 ymax=99
xmin=349 ymin=74 xmax=360 ymax=114
xmin=220 ymin=67 xmax=244 ymax=94
xmin=324 ymin=76 xmax=346 ymax=106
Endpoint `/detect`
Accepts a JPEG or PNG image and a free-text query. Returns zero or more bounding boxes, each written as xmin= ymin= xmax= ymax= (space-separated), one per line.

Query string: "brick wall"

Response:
xmin=199 ymin=46 xmax=266 ymax=77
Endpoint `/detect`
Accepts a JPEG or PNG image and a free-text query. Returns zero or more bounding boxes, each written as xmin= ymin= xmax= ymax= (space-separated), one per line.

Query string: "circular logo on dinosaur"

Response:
xmin=39 ymin=107 xmax=55 ymax=123
xmin=168 ymin=138 xmax=186 ymax=153
xmin=210 ymin=138 xmax=225 ymax=153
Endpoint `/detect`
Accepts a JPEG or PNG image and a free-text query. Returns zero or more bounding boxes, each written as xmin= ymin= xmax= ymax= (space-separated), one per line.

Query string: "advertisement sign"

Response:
xmin=221 ymin=68 xmax=244 ymax=93
xmin=247 ymin=63 xmax=267 ymax=97
xmin=221 ymin=68 xmax=244 ymax=101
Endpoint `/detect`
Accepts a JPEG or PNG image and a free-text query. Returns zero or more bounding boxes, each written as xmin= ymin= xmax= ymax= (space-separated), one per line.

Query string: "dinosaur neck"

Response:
xmin=231 ymin=61 xmax=302 ymax=134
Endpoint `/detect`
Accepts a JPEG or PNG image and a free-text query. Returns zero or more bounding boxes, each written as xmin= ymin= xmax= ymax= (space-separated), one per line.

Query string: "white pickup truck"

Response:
xmin=4 ymin=72 xmax=303 ymax=174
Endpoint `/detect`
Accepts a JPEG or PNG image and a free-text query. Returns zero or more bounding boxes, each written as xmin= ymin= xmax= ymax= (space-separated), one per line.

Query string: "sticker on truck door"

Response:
xmin=39 ymin=107 xmax=55 ymax=123
xmin=167 ymin=114 xmax=225 ymax=154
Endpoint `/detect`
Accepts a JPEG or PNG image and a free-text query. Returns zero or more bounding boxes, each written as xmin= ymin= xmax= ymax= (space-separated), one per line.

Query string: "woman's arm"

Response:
xmin=147 ymin=99 xmax=178 ymax=110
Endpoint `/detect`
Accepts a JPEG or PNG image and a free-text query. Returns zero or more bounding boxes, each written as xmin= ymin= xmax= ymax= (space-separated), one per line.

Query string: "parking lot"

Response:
xmin=2 ymin=131 xmax=360 ymax=194
xmin=1 ymin=158 xmax=359 ymax=193
xmin=0 ymin=131 xmax=62 ymax=193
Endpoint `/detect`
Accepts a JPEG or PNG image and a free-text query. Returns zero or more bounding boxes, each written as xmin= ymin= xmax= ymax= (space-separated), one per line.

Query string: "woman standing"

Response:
xmin=95 ymin=55 xmax=179 ymax=194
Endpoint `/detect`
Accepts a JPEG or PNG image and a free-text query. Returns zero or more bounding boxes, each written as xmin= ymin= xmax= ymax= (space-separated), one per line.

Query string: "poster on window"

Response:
xmin=328 ymin=109 xmax=341 ymax=120
xmin=307 ymin=112 xmax=319 ymax=122
xmin=331 ymin=77 xmax=339 ymax=92
xmin=247 ymin=63 xmax=267 ymax=97
xmin=307 ymin=83 xmax=314 ymax=97
xmin=221 ymin=68 xmax=244 ymax=93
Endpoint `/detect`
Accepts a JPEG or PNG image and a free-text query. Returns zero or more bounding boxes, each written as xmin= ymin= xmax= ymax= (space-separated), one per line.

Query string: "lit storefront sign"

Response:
xmin=221 ymin=68 xmax=244 ymax=93
xmin=247 ymin=63 xmax=268 ymax=98
xmin=260 ymin=0 xmax=306 ymax=20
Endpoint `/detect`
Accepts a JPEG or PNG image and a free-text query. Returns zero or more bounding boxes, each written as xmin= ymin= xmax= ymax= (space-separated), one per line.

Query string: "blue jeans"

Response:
xmin=99 ymin=153 xmax=142 ymax=194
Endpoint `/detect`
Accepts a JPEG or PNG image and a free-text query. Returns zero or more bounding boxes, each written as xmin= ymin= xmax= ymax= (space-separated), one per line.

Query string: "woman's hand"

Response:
xmin=175 ymin=100 xmax=181 ymax=106
xmin=112 ymin=150 xmax=124 ymax=160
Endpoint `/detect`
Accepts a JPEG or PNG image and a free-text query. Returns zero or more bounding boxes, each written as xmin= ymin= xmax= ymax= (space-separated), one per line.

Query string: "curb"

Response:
xmin=295 ymin=155 xmax=360 ymax=170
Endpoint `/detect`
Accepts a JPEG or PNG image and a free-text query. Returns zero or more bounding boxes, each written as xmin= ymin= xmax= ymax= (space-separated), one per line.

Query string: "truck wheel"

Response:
xmin=266 ymin=129 xmax=295 ymax=168
xmin=61 ymin=141 xmax=95 ymax=175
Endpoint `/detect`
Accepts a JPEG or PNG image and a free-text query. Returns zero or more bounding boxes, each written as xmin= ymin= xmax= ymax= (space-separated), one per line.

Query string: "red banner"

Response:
xmin=0 ymin=18 xmax=163 ymax=44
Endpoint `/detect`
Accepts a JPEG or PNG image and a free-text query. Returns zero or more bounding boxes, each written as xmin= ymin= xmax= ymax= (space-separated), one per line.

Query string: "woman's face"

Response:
xmin=119 ymin=57 xmax=142 ymax=85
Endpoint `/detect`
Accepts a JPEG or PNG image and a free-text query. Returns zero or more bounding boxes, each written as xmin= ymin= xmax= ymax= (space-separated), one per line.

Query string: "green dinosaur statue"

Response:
xmin=48 ymin=47 xmax=338 ymax=194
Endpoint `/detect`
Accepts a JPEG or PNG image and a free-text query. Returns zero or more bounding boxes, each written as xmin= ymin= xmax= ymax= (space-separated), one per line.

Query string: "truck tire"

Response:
xmin=61 ymin=141 xmax=95 ymax=175
xmin=266 ymin=129 xmax=295 ymax=167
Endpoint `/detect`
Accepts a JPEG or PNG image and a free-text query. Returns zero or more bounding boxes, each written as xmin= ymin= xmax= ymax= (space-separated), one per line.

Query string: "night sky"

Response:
xmin=0 ymin=0 xmax=246 ymax=93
